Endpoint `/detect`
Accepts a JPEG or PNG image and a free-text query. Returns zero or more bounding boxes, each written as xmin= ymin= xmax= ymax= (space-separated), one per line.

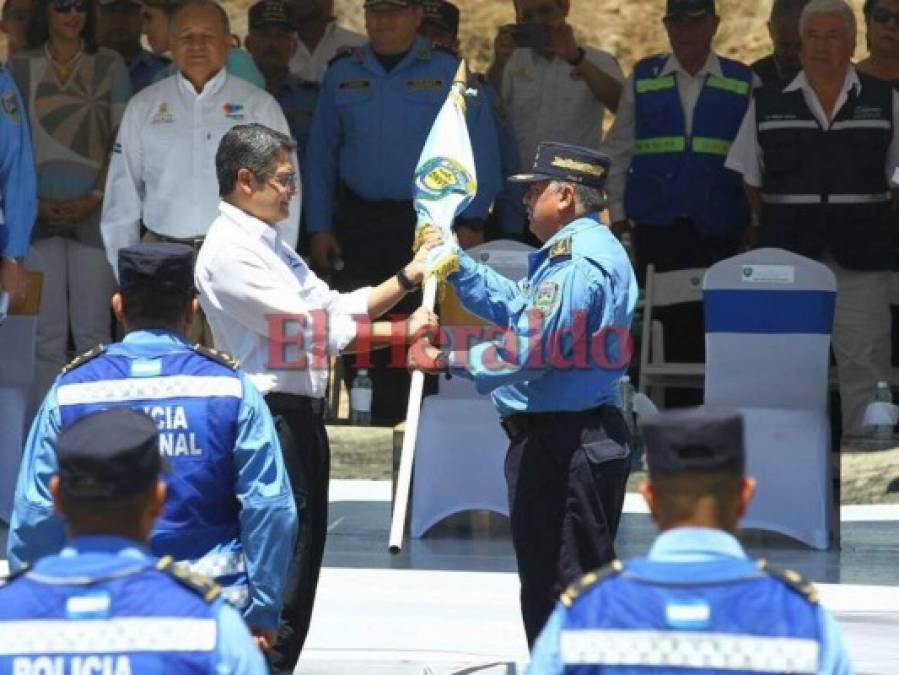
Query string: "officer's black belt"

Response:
xmin=500 ymin=405 xmax=618 ymax=440
xmin=150 ymin=231 xmax=206 ymax=252
xmin=264 ymin=392 xmax=325 ymax=418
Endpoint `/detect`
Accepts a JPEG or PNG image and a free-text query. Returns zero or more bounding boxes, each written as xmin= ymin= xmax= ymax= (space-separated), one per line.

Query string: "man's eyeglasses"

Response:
xmin=50 ymin=0 xmax=88 ymax=13
xmin=871 ymin=7 xmax=899 ymax=26
xmin=268 ymin=172 xmax=298 ymax=191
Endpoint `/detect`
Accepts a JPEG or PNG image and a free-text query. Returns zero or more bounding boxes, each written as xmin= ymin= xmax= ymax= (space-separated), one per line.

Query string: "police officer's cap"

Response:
xmin=421 ymin=0 xmax=459 ymax=36
xmin=364 ymin=0 xmax=421 ymax=10
xmin=640 ymin=407 xmax=744 ymax=477
xmin=665 ymin=0 xmax=716 ymax=20
xmin=118 ymin=243 xmax=195 ymax=295
xmin=248 ymin=0 xmax=295 ymax=31
xmin=508 ymin=141 xmax=610 ymax=191
xmin=57 ymin=408 xmax=166 ymax=500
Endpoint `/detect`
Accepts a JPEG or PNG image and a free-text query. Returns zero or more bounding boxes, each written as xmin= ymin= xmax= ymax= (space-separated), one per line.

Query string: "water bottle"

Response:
xmin=872 ymin=380 xmax=894 ymax=439
xmin=349 ymin=369 xmax=373 ymax=426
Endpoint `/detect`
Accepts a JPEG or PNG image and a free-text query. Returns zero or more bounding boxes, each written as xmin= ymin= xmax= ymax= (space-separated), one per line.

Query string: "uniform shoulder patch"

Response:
xmin=193 ymin=344 xmax=240 ymax=370
xmin=156 ymin=556 xmax=221 ymax=604
xmin=560 ymin=560 xmax=623 ymax=607
xmin=62 ymin=344 xmax=107 ymax=374
xmin=757 ymin=559 xmax=819 ymax=604
xmin=548 ymin=236 xmax=572 ymax=261
xmin=328 ymin=46 xmax=363 ymax=67
xmin=0 ymin=562 xmax=29 ymax=588
xmin=431 ymin=44 xmax=459 ymax=60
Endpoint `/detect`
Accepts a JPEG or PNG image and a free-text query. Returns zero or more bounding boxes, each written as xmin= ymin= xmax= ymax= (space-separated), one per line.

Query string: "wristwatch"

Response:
xmin=567 ymin=47 xmax=586 ymax=67
xmin=396 ymin=267 xmax=419 ymax=292
xmin=433 ymin=348 xmax=450 ymax=373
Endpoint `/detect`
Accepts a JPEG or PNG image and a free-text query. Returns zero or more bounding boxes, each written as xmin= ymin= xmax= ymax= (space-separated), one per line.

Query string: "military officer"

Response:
xmin=0 ymin=407 xmax=267 ymax=673
xmin=409 ymin=142 xmax=638 ymax=646
xmin=304 ymin=0 xmax=504 ymax=424
xmin=8 ymin=243 xmax=297 ymax=650
xmin=528 ymin=408 xmax=852 ymax=674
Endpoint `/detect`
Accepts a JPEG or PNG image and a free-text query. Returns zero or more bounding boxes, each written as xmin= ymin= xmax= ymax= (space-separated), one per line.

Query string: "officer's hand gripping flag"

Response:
xmin=389 ymin=60 xmax=477 ymax=553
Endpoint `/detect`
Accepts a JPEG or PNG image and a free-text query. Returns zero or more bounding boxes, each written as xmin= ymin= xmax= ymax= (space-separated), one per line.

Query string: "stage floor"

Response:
xmin=3 ymin=480 xmax=899 ymax=674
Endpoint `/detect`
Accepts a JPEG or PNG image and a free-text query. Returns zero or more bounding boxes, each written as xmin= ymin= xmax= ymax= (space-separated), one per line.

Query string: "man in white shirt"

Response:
xmin=725 ymin=0 xmax=899 ymax=436
xmin=486 ymin=0 xmax=624 ymax=171
xmin=101 ymin=0 xmax=298 ymax=280
xmin=286 ymin=0 xmax=365 ymax=82
xmin=196 ymin=123 xmax=437 ymax=673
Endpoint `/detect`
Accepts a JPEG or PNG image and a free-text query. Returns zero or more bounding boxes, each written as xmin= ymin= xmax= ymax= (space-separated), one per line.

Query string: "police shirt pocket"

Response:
xmin=582 ymin=436 xmax=629 ymax=465
xmin=334 ymin=86 xmax=373 ymax=143
xmin=404 ymin=87 xmax=444 ymax=142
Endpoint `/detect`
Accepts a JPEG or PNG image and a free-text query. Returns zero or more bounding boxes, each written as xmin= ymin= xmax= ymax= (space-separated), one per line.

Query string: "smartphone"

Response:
xmin=510 ymin=23 xmax=551 ymax=51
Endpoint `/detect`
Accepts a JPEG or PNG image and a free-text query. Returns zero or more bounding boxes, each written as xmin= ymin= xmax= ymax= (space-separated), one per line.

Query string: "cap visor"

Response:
xmin=664 ymin=9 xmax=712 ymax=19
xmin=507 ymin=172 xmax=554 ymax=184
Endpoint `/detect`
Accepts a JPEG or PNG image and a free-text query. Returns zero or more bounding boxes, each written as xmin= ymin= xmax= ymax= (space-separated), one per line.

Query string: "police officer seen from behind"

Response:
xmin=8 ymin=243 xmax=297 ymax=652
xmin=0 ymin=408 xmax=268 ymax=674
xmin=528 ymin=408 xmax=852 ymax=674
xmin=726 ymin=0 xmax=899 ymax=438
xmin=752 ymin=0 xmax=810 ymax=86
xmin=246 ymin=0 xmax=320 ymax=172
xmin=605 ymin=0 xmax=755 ymax=407
xmin=409 ymin=142 xmax=638 ymax=647
xmin=305 ymin=0 xmax=503 ymax=425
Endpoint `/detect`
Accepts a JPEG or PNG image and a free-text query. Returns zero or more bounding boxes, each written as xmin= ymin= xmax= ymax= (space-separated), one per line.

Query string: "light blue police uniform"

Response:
xmin=7 ymin=329 xmax=297 ymax=630
xmin=303 ymin=36 xmax=503 ymax=234
xmin=446 ymin=214 xmax=638 ymax=417
xmin=0 ymin=66 xmax=36 ymax=261
xmin=272 ymin=74 xmax=320 ymax=172
xmin=528 ymin=528 xmax=853 ymax=675
xmin=0 ymin=535 xmax=267 ymax=675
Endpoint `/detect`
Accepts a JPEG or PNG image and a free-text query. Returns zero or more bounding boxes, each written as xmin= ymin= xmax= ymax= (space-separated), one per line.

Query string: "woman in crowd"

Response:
xmin=10 ymin=0 xmax=130 ymax=401
xmin=857 ymin=0 xmax=899 ymax=84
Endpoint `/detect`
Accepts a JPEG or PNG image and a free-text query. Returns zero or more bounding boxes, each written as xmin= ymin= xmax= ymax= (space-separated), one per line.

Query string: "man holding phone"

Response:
xmin=486 ymin=0 xmax=623 ymax=171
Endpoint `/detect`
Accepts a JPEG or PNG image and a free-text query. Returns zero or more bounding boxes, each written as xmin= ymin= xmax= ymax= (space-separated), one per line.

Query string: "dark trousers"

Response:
xmin=635 ymin=219 xmax=741 ymax=407
xmin=504 ymin=406 xmax=631 ymax=647
xmin=264 ymin=393 xmax=330 ymax=674
xmin=333 ymin=188 xmax=420 ymax=425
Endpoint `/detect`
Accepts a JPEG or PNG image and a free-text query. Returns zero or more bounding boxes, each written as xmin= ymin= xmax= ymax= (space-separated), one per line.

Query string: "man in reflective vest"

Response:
xmin=726 ymin=0 xmax=899 ymax=435
xmin=7 ymin=243 xmax=297 ymax=651
xmin=0 ymin=407 xmax=267 ymax=674
xmin=527 ymin=407 xmax=852 ymax=674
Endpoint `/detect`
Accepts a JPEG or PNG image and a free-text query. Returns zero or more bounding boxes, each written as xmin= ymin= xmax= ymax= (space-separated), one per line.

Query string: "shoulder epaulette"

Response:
xmin=193 ymin=344 xmax=240 ymax=370
xmin=560 ymin=560 xmax=623 ymax=607
xmin=156 ymin=556 xmax=221 ymax=603
xmin=62 ymin=344 xmax=107 ymax=374
xmin=328 ymin=46 xmax=362 ymax=67
xmin=757 ymin=559 xmax=819 ymax=604
xmin=431 ymin=43 xmax=459 ymax=59
xmin=0 ymin=562 xmax=29 ymax=588
xmin=548 ymin=236 xmax=573 ymax=261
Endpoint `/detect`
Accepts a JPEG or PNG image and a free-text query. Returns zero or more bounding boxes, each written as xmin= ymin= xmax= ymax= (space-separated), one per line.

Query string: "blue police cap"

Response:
xmin=118 ymin=243 xmax=195 ymax=295
xmin=508 ymin=141 xmax=611 ymax=191
xmin=57 ymin=408 xmax=165 ymax=500
xmin=640 ymin=408 xmax=744 ymax=477
xmin=248 ymin=0 xmax=295 ymax=31
xmin=665 ymin=0 xmax=715 ymax=19
xmin=421 ymin=0 xmax=459 ymax=36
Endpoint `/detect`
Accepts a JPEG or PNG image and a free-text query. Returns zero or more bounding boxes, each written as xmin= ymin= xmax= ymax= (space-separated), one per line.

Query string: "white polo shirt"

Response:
xmin=195 ymin=201 xmax=371 ymax=398
xmin=500 ymin=46 xmax=624 ymax=169
xmin=101 ymin=68 xmax=300 ymax=276
xmin=288 ymin=21 xmax=366 ymax=83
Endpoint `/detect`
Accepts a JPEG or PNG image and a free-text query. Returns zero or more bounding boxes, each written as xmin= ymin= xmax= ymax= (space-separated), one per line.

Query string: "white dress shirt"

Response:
xmin=101 ymin=69 xmax=300 ymax=276
xmin=604 ymin=53 xmax=761 ymax=222
xmin=195 ymin=201 xmax=371 ymax=398
xmin=501 ymin=46 xmax=624 ymax=170
xmin=725 ymin=67 xmax=899 ymax=188
xmin=288 ymin=21 xmax=367 ymax=83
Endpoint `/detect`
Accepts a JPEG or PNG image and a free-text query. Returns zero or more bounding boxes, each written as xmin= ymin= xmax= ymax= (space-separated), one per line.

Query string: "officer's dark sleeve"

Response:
xmin=303 ymin=69 xmax=343 ymax=235
xmin=460 ymin=82 xmax=504 ymax=221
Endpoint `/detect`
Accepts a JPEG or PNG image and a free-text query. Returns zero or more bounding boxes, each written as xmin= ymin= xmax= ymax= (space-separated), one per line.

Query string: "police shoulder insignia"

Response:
xmin=560 ymin=560 xmax=623 ymax=607
xmin=431 ymin=44 xmax=458 ymax=60
xmin=156 ymin=556 xmax=221 ymax=604
xmin=0 ymin=562 xmax=29 ymax=587
xmin=549 ymin=236 xmax=572 ymax=260
xmin=533 ymin=280 xmax=561 ymax=316
xmin=328 ymin=46 xmax=360 ymax=67
xmin=1 ymin=89 xmax=19 ymax=123
xmin=193 ymin=344 xmax=240 ymax=370
xmin=757 ymin=559 xmax=819 ymax=604
xmin=62 ymin=344 xmax=107 ymax=374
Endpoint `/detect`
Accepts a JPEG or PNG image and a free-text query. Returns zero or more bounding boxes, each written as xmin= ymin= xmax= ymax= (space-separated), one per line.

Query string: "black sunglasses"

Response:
xmin=871 ymin=7 xmax=899 ymax=25
xmin=50 ymin=0 xmax=88 ymax=13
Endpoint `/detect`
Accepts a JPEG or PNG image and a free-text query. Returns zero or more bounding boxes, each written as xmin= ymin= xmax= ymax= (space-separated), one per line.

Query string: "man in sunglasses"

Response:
xmin=726 ymin=0 xmax=899 ymax=439
xmin=752 ymin=0 xmax=810 ymax=86
xmin=605 ymin=0 xmax=757 ymax=408
xmin=97 ymin=0 xmax=169 ymax=93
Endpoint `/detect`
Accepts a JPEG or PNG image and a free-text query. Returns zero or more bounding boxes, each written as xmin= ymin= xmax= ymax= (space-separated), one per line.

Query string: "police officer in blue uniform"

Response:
xmin=245 ymin=0 xmax=320 ymax=168
xmin=305 ymin=0 xmax=504 ymax=423
xmin=409 ymin=142 xmax=638 ymax=646
xmin=0 ymin=64 xmax=37 ymax=304
xmin=527 ymin=408 xmax=853 ymax=674
xmin=7 ymin=243 xmax=297 ymax=650
xmin=0 ymin=407 xmax=267 ymax=674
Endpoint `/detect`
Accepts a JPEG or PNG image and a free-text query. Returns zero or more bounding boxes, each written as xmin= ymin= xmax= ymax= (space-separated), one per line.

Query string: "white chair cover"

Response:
xmin=0 ymin=315 xmax=38 ymax=523
xmin=703 ymin=248 xmax=836 ymax=549
xmin=411 ymin=240 xmax=534 ymax=537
